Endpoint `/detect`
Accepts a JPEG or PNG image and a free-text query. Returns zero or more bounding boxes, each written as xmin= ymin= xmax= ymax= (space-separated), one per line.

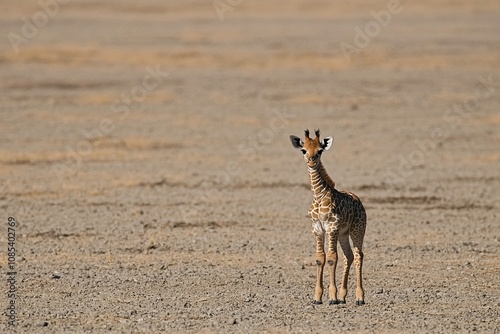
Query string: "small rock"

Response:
xmin=37 ymin=321 xmax=49 ymax=327
xmin=52 ymin=273 xmax=61 ymax=279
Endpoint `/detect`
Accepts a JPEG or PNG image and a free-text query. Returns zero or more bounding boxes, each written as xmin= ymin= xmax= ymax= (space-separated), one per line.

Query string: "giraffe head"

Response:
xmin=290 ymin=129 xmax=333 ymax=167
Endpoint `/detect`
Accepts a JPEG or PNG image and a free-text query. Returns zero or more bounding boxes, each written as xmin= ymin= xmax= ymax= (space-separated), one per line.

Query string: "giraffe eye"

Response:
xmin=301 ymin=149 xmax=307 ymax=155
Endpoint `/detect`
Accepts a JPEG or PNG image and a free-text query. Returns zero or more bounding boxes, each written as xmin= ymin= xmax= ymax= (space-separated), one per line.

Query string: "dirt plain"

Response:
xmin=0 ymin=0 xmax=499 ymax=333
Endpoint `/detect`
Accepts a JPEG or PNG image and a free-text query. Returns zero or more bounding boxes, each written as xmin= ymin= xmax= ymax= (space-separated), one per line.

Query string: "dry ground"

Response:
xmin=0 ymin=0 xmax=499 ymax=332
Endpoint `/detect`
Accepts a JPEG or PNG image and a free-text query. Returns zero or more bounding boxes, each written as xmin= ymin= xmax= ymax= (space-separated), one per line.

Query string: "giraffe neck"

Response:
xmin=307 ymin=160 xmax=336 ymax=200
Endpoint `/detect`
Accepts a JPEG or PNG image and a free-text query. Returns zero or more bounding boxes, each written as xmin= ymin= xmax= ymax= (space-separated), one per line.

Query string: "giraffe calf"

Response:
xmin=290 ymin=129 xmax=367 ymax=305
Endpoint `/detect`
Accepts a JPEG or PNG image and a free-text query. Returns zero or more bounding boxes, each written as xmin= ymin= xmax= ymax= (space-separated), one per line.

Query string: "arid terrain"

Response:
xmin=0 ymin=0 xmax=499 ymax=332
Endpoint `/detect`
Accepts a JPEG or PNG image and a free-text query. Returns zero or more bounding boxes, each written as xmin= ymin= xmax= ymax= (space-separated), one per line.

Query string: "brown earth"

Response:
xmin=0 ymin=0 xmax=499 ymax=332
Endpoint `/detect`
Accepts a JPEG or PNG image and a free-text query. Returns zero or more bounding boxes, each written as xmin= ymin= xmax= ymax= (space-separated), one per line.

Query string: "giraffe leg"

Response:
xmin=352 ymin=234 xmax=365 ymax=306
xmin=313 ymin=233 xmax=325 ymax=304
xmin=326 ymin=230 xmax=339 ymax=305
xmin=338 ymin=233 xmax=354 ymax=304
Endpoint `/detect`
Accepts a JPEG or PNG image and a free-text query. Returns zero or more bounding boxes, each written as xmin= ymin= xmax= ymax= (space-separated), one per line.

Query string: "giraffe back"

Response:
xmin=309 ymin=189 xmax=366 ymax=235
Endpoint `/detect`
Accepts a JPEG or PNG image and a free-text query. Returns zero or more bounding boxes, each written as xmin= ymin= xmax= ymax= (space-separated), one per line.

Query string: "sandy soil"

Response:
xmin=0 ymin=0 xmax=499 ymax=332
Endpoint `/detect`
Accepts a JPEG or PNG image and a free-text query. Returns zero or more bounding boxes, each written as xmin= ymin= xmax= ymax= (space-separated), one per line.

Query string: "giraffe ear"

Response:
xmin=289 ymin=135 xmax=304 ymax=149
xmin=322 ymin=136 xmax=333 ymax=150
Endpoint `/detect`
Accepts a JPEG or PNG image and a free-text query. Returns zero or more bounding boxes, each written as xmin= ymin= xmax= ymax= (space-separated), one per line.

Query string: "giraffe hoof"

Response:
xmin=356 ymin=300 xmax=365 ymax=306
xmin=339 ymin=300 xmax=346 ymax=304
xmin=328 ymin=299 xmax=339 ymax=305
xmin=312 ymin=300 xmax=323 ymax=305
